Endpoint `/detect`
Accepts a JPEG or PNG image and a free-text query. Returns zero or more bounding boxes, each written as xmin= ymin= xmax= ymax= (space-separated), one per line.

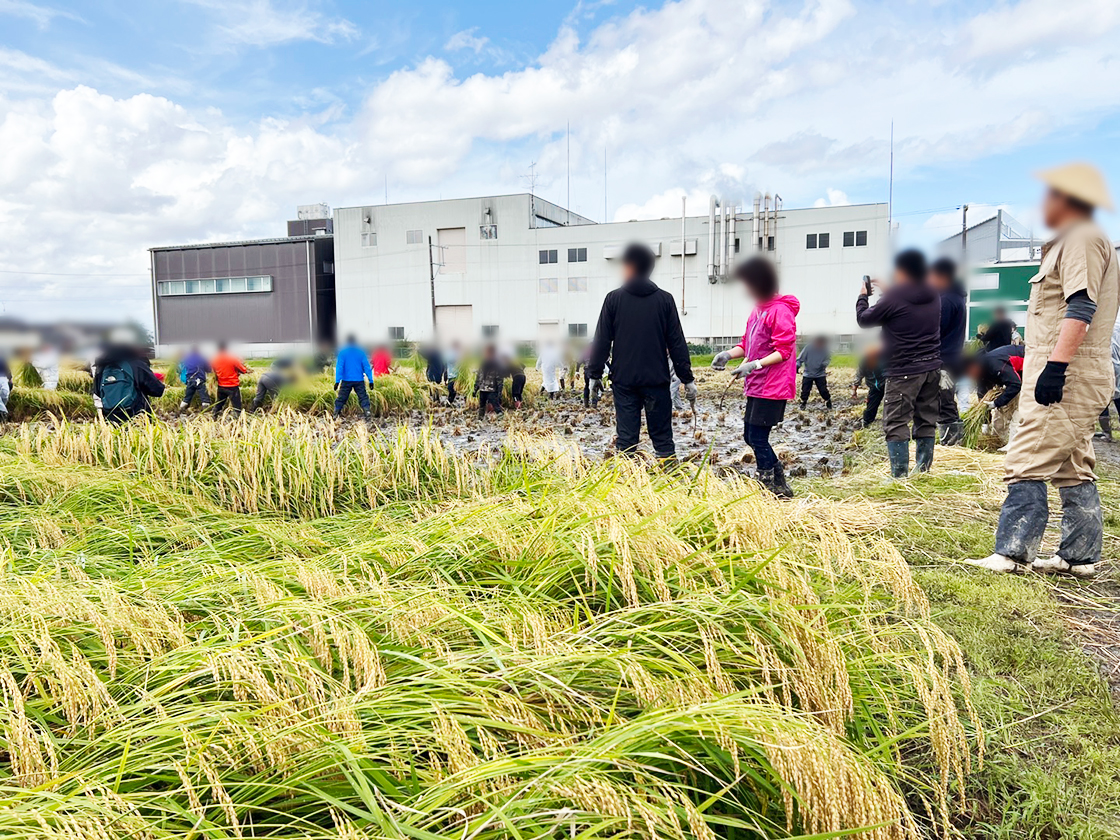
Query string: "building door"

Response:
xmin=437 ymin=228 xmax=467 ymax=274
xmin=435 ymin=305 xmax=474 ymax=344
xmin=537 ymin=321 xmax=561 ymax=342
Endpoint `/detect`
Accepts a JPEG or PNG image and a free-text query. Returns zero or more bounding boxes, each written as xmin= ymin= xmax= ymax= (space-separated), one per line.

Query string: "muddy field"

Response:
xmin=363 ymin=377 xmax=866 ymax=479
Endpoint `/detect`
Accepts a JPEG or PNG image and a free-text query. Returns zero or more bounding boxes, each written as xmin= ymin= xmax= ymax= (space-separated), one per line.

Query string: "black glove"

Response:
xmin=334 ymin=381 xmax=340 ymax=392
xmin=1034 ymin=361 xmax=1067 ymax=406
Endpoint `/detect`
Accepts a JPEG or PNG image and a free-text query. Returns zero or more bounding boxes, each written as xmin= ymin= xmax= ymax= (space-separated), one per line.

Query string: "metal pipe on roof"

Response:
xmin=707 ymin=195 xmax=717 ymax=282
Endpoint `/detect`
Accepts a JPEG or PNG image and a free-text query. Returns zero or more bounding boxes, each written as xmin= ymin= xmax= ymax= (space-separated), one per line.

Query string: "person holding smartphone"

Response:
xmin=856 ymin=251 xmax=942 ymax=478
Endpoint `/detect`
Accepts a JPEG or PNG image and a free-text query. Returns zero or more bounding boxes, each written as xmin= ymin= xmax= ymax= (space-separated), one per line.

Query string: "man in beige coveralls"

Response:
xmin=969 ymin=163 xmax=1118 ymax=578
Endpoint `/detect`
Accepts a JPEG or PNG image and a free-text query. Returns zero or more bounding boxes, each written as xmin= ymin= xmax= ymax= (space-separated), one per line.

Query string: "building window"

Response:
xmin=734 ymin=238 xmax=741 ymax=253
xmin=843 ymin=231 xmax=869 ymax=247
xmin=406 ymin=230 xmax=423 ymax=245
xmin=322 ymin=262 xmax=334 ymax=274
xmin=806 ymin=234 xmax=817 ymax=249
xmin=481 ymin=324 xmax=499 ymax=338
xmin=818 ymin=233 xmax=830 ymax=249
xmin=361 ymin=232 xmax=376 ymax=247
xmin=480 ymin=224 xmax=497 ymax=240
xmin=767 ymin=236 xmax=775 ymax=251
xmin=157 ymin=276 xmax=272 ymax=296
xmin=855 ymin=230 xmax=867 ymax=246
xmin=539 ymin=277 xmax=558 ymax=294
xmin=568 ymin=323 xmax=588 ymax=338
xmin=539 ymin=249 xmax=558 ymax=264
xmin=388 ymin=326 xmax=405 ymax=340
xmin=567 ymin=247 xmax=587 ymax=263
xmin=567 ymin=276 xmax=588 ymax=292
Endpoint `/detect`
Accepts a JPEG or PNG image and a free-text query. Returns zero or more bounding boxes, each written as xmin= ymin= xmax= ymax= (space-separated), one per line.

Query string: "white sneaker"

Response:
xmin=962 ymin=553 xmax=1024 ymax=574
xmin=1032 ymin=556 xmax=1098 ymax=578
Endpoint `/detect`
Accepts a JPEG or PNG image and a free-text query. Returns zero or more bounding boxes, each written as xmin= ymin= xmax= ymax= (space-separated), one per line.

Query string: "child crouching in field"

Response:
xmin=475 ymin=345 xmax=506 ymax=419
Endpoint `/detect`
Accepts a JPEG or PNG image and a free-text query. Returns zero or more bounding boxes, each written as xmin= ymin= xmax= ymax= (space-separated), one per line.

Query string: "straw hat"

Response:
xmin=1036 ymin=162 xmax=1113 ymax=211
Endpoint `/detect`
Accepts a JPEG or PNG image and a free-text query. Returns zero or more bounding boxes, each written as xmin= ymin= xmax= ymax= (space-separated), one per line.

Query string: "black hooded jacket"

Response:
xmin=856 ymin=282 xmax=942 ymax=378
xmin=978 ymin=344 xmax=1024 ymax=408
xmin=939 ymin=281 xmax=968 ymax=370
xmin=93 ymin=345 xmax=165 ymax=419
xmin=587 ymin=277 xmax=692 ymax=388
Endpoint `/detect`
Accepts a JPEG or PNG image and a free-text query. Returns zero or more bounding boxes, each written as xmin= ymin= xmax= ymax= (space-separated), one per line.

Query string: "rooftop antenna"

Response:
xmin=522 ymin=161 xmax=539 ymax=195
xmin=566 ymin=122 xmax=570 ymax=224
xmin=888 ymin=120 xmax=894 ymax=228
xmin=384 ymin=174 xmax=388 ymax=205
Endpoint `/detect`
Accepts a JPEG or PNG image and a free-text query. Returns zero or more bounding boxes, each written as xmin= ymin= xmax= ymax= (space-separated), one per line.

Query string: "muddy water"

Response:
xmin=365 ymin=385 xmax=865 ymax=479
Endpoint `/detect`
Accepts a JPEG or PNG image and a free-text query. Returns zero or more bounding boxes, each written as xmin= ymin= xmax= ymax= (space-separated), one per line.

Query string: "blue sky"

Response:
xmin=1 ymin=0 xmax=1118 ymax=323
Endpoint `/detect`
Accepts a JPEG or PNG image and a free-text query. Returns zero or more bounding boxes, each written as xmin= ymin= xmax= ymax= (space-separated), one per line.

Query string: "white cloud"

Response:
xmin=181 ymin=0 xmax=358 ymax=47
xmin=3 ymin=0 xmax=1120 ymax=322
xmin=0 ymin=0 xmax=81 ymax=28
xmin=961 ymin=0 xmax=1120 ymax=60
xmin=444 ymin=28 xmax=490 ymax=54
xmin=813 ymin=188 xmax=851 ymax=207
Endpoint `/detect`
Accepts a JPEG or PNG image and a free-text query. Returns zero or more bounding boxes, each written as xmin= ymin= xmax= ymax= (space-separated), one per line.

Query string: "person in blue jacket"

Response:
xmin=333 ymin=335 xmax=373 ymax=419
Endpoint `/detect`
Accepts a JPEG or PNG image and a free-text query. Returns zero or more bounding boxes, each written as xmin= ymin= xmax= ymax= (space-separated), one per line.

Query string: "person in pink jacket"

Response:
xmin=711 ymin=257 xmax=800 ymax=497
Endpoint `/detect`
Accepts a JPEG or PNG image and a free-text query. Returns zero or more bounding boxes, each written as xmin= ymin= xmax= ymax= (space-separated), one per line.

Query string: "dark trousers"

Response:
xmin=613 ymin=383 xmax=674 ymax=459
xmin=478 ymin=390 xmax=502 ymax=418
xmin=181 ymin=376 xmax=210 ymax=408
xmin=996 ymin=480 xmax=1103 ymax=565
xmin=447 ymin=379 xmax=457 ymax=405
xmin=938 ymin=367 xmax=960 ymax=426
xmin=745 ymin=423 xmax=778 ymax=470
xmin=799 ymin=375 xmax=831 ymax=407
xmin=1099 ymin=398 xmax=1120 ymax=433
xmin=883 ymin=370 xmax=940 ymax=442
xmin=213 ymin=385 xmax=242 ymax=417
xmin=251 ymin=376 xmax=280 ymax=411
xmin=333 ymin=380 xmax=370 ymax=416
xmin=863 ymin=384 xmax=885 ymax=426
xmin=511 ymin=374 xmax=526 ymax=403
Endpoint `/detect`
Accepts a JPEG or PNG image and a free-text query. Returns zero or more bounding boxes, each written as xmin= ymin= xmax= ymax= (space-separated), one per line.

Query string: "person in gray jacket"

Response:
xmin=797 ymin=335 xmax=832 ymax=409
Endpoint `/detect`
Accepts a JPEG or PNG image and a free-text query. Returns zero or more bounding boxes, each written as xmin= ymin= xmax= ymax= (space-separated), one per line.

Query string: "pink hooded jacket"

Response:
xmin=736 ymin=294 xmax=800 ymax=400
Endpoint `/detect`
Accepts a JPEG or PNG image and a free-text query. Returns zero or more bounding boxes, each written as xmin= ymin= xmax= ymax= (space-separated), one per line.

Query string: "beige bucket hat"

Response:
xmin=1036 ymin=161 xmax=1113 ymax=211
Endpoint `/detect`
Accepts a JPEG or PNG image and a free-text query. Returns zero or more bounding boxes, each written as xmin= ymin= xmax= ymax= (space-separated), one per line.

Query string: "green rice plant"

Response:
xmin=960 ymin=389 xmax=1002 ymax=450
xmin=6 ymin=388 xmax=96 ymax=421
xmin=13 ymin=360 xmax=43 ymax=388
xmin=57 ymin=368 xmax=93 ymax=393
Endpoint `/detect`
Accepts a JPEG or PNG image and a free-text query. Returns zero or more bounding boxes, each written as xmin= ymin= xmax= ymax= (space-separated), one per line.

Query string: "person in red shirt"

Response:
xmin=210 ymin=342 xmax=249 ymax=417
xmin=370 ymin=345 xmax=393 ymax=377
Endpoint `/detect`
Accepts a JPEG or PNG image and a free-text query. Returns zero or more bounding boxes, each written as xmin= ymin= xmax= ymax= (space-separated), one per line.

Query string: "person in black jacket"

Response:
xmin=979 ymin=307 xmax=1017 ymax=351
xmin=930 ymin=258 xmax=967 ymax=444
xmin=856 ymin=249 xmax=942 ymax=477
xmin=587 ymin=242 xmax=695 ymax=461
xmin=474 ymin=345 xmax=506 ymax=419
xmin=966 ymin=345 xmax=1024 ymax=407
xmin=93 ymin=340 xmax=165 ymax=425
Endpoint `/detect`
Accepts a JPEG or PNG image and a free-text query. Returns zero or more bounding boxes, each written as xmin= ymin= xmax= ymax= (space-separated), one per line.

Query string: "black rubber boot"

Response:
xmin=886 ymin=440 xmax=910 ymax=478
xmin=757 ymin=468 xmax=777 ymax=494
xmin=1057 ymin=482 xmax=1103 ymax=567
xmin=914 ymin=437 xmax=935 ymax=473
xmin=994 ymin=480 xmax=1048 ymax=565
xmin=772 ymin=462 xmax=794 ymax=499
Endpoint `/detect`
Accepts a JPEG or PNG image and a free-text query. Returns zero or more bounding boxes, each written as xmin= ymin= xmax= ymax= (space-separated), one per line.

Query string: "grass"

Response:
xmin=0 ymin=415 xmax=983 ymax=839
xmin=803 ymin=439 xmax=1120 ymax=838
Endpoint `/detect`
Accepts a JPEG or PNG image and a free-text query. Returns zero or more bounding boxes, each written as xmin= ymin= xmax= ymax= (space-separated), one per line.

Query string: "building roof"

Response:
xmin=150 ymin=234 xmax=329 ymax=253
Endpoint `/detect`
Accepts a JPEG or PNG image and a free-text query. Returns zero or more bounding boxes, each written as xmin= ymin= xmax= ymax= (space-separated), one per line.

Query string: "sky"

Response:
xmin=2 ymin=0 xmax=1119 ymax=325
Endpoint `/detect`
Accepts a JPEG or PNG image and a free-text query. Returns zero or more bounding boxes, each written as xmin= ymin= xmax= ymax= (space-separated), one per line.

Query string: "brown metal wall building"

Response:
xmin=150 ymin=236 xmax=335 ymax=349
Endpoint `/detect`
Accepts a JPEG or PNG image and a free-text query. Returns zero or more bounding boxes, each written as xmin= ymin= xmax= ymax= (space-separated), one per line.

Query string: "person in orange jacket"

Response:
xmin=210 ymin=341 xmax=248 ymax=417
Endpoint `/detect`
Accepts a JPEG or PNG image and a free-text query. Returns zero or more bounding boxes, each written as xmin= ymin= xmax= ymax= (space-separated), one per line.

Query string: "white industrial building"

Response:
xmin=333 ymin=193 xmax=890 ymax=350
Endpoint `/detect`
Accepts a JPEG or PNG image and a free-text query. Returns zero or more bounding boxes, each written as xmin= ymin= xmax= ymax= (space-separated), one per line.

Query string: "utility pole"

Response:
xmin=428 ymin=236 xmax=437 ymax=335
xmin=680 ymin=195 xmax=687 ymax=314
xmin=888 ymin=120 xmax=894 ymax=227
xmin=566 ymin=122 xmax=570 ymax=220
xmin=961 ymin=204 xmax=969 ymax=262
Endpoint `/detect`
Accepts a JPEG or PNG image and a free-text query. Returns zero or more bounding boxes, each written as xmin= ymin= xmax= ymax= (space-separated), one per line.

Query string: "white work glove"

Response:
xmin=981 ymin=423 xmax=991 ymax=434
xmin=939 ymin=369 xmax=954 ymax=391
xmin=732 ymin=359 xmax=763 ymax=379
xmin=588 ymin=378 xmax=602 ymax=395
xmin=684 ymin=381 xmax=698 ymax=400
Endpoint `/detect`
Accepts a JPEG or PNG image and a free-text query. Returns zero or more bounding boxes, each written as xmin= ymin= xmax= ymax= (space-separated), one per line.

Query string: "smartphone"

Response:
xmin=862 ymin=275 xmax=873 ymax=295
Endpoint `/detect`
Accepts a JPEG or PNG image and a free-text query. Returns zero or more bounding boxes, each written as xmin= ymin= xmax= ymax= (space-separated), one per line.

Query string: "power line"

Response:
xmin=0 ymin=269 xmax=149 ymax=277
